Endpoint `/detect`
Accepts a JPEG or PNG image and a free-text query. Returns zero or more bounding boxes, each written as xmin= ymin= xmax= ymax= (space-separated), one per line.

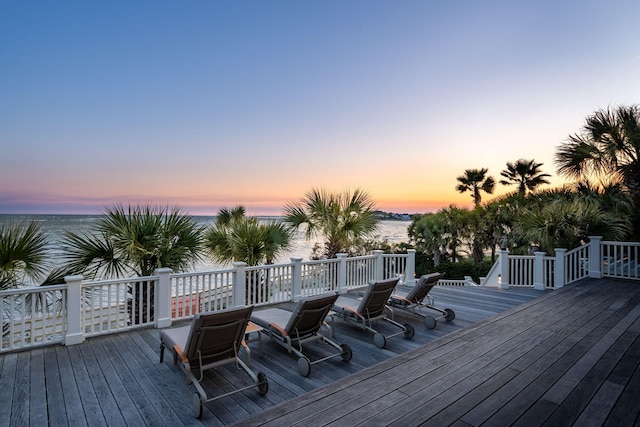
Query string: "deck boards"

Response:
xmin=1 ymin=279 xmax=639 ymax=426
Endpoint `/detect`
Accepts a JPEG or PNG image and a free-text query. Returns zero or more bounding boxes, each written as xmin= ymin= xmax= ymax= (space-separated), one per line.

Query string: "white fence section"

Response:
xmin=1 ymin=250 xmax=415 ymax=353
xmin=602 ymin=241 xmax=640 ymax=279
xmin=1 ymin=285 xmax=67 ymax=352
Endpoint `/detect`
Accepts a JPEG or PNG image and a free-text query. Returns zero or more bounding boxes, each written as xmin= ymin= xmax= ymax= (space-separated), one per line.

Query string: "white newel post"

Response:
xmin=533 ymin=252 xmax=546 ymax=290
xmin=405 ymin=249 xmax=416 ymax=286
xmin=373 ymin=250 xmax=384 ymax=281
xmin=498 ymin=249 xmax=510 ymax=289
xmin=64 ymin=275 xmax=85 ymax=346
xmin=291 ymin=258 xmax=303 ymax=302
xmin=588 ymin=236 xmax=602 ymax=279
xmin=554 ymin=248 xmax=567 ymax=289
xmin=232 ymin=262 xmax=247 ymax=306
xmin=336 ymin=253 xmax=348 ymax=294
xmin=155 ymin=268 xmax=173 ymax=328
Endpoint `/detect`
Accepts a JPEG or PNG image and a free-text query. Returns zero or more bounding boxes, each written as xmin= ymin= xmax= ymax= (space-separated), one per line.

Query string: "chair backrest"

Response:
xmin=183 ymin=305 xmax=254 ymax=367
xmin=404 ymin=273 xmax=442 ymax=303
xmin=357 ymin=278 xmax=400 ymax=318
xmin=284 ymin=293 xmax=339 ymax=338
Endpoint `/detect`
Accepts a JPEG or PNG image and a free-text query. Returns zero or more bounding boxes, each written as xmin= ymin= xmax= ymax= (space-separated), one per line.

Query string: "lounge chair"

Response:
xmin=331 ymin=277 xmax=415 ymax=348
xmin=388 ymin=272 xmax=455 ymax=329
xmin=250 ymin=292 xmax=352 ymax=377
xmin=159 ymin=306 xmax=268 ymax=418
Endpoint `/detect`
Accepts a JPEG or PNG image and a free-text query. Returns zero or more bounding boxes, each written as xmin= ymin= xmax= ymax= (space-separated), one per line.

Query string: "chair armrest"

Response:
xmin=173 ymin=344 xmax=189 ymax=363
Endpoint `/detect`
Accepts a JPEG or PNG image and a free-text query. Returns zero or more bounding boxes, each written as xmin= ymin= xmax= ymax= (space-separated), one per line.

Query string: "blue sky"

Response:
xmin=2 ymin=1 xmax=639 ymax=215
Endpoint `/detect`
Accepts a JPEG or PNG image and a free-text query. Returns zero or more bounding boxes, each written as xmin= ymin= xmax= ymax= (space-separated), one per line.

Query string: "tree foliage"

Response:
xmin=456 ymin=168 xmax=496 ymax=206
xmin=0 ymin=220 xmax=49 ymax=289
xmin=500 ymin=159 xmax=551 ymax=196
xmin=283 ymin=188 xmax=378 ymax=259
xmin=204 ymin=206 xmax=292 ymax=266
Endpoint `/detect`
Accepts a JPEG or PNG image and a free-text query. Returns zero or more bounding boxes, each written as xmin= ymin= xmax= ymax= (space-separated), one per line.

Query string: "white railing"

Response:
xmin=1 ymin=285 xmax=67 ymax=352
xmin=1 ymin=250 xmax=416 ymax=353
xmin=602 ymin=241 xmax=640 ymax=279
xmin=492 ymin=235 xmax=640 ymax=290
xmin=170 ymin=268 xmax=235 ymax=321
xmin=564 ymin=244 xmax=590 ymax=285
xmin=508 ymin=255 xmax=535 ymax=287
xmin=301 ymin=258 xmax=340 ymax=295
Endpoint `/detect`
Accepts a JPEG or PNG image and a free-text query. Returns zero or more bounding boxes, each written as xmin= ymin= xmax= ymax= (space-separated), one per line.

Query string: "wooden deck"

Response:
xmin=1 ymin=278 xmax=638 ymax=426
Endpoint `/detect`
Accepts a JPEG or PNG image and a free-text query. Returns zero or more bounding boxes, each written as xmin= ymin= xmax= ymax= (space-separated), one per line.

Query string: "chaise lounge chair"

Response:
xmin=250 ymin=292 xmax=352 ymax=377
xmin=388 ymin=272 xmax=455 ymax=328
xmin=331 ymin=277 xmax=415 ymax=348
xmin=159 ymin=306 xmax=268 ymax=419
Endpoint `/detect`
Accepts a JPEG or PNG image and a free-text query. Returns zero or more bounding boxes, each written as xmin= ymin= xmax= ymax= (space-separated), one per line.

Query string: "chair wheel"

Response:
xmin=340 ymin=343 xmax=352 ymax=362
xmin=424 ymin=316 xmax=437 ymax=329
xmin=445 ymin=308 xmax=455 ymax=321
xmin=192 ymin=393 xmax=204 ymax=419
xmin=257 ymin=372 xmax=269 ymax=395
xmin=374 ymin=333 xmax=386 ymax=348
xmin=403 ymin=323 xmax=415 ymax=339
xmin=298 ymin=357 xmax=311 ymax=376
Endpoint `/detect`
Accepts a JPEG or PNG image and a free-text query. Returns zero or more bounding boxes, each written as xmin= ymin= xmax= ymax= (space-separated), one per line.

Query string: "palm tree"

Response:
xmin=204 ymin=206 xmax=292 ymax=266
xmin=456 ymin=168 xmax=496 ymax=207
xmin=500 ymin=159 xmax=551 ymax=196
xmin=408 ymin=212 xmax=448 ymax=266
xmin=0 ymin=220 xmax=49 ymax=290
xmin=283 ymin=188 xmax=378 ymax=259
xmin=515 ymin=198 xmax=631 ymax=254
xmin=555 ymin=105 xmax=640 ymax=235
xmin=60 ymin=204 xmax=204 ymax=323
xmin=205 ymin=206 xmax=292 ymax=304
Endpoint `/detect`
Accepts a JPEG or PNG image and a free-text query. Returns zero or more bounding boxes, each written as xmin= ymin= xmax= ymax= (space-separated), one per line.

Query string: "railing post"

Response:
xmin=291 ymin=258 xmax=303 ymax=302
xmin=498 ymin=249 xmax=509 ymax=289
xmin=232 ymin=262 xmax=247 ymax=306
xmin=588 ymin=236 xmax=602 ymax=279
xmin=554 ymin=248 xmax=567 ymax=289
xmin=155 ymin=268 xmax=173 ymax=328
xmin=533 ymin=251 xmax=546 ymax=290
xmin=373 ymin=250 xmax=384 ymax=281
xmin=405 ymin=249 xmax=416 ymax=287
xmin=336 ymin=253 xmax=348 ymax=294
xmin=64 ymin=275 xmax=85 ymax=346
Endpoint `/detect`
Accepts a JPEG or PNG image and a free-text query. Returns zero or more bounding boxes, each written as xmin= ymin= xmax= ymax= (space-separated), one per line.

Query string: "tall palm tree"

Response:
xmin=60 ymin=204 xmax=204 ymax=323
xmin=456 ymin=168 xmax=496 ymax=207
xmin=500 ymin=159 xmax=551 ymax=196
xmin=283 ymin=188 xmax=378 ymax=259
xmin=555 ymin=105 xmax=640 ymax=234
xmin=0 ymin=220 xmax=49 ymax=290
xmin=204 ymin=206 xmax=292 ymax=266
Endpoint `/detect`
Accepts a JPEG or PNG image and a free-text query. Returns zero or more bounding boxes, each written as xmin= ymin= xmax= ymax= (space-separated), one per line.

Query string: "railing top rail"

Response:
xmin=508 ymin=255 xmax=535 ymax=260
xmin=601 ymin=241 xmax=640 ymax=247
xmin=170 ymin=268 xmax=235 ymax=278
xmin=565 ymin=243 xmax=590 ymax=256
xmin=0 ymin=284 xmax=67 ymax=296
xmin=303 ymin=258 xmax=341 ymax=265
xmin=345 ymin=254 xmax=375 ymax=261
xmin=382 ymin=253 xmax=407 ymax=258
xmin=81 ymin=275 xmax=158 ymax=287
xmin=246 ymin=262 xmax=294 ymax=272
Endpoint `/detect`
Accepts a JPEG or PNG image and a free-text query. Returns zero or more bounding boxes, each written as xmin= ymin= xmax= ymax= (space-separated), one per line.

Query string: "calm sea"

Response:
xmin=0 ymin=214 xmax=410 ymax=275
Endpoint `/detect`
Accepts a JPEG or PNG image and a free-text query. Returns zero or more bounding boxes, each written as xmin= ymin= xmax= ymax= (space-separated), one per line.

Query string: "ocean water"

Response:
xmin=0 ymin=214 xmax=411 ymax=274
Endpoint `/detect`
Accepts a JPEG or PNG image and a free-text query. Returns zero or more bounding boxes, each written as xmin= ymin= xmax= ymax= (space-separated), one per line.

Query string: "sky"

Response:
xmin=2 ymin=1 xmax=640 ymax=216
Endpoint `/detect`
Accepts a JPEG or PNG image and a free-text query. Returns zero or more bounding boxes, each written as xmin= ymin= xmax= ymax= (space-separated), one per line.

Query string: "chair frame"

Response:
xmin=159 ymin=306 xmax=268 ymax=418
xmin=388 ymin=273 xmax=455 ymax=329
xmin=332 ymin=277 xmax=415 ymax=348
xmin=251 ymin=292 xmax=352 ymax=377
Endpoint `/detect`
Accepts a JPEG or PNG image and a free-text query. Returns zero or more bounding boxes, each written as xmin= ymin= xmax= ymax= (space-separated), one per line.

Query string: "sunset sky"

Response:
xmin=2 ymin=1 xmax=639 ymax=215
